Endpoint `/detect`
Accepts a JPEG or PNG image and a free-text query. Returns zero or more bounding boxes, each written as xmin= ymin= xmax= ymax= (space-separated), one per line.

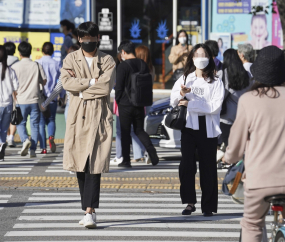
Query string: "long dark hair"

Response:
xmin=175 ymin=30 xmax=189 ymax=46
xmin=184 ymin=43 xmax=216 ymax=82
xmin=251 ymin=81 xmax=282 ymax=98
xmin=0 ymin=45 xmax=8 ymax=81
xmin=222 ymin=48 xmax=249 ymax=90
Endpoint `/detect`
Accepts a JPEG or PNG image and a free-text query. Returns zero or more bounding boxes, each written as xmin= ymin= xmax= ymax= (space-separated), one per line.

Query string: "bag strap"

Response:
xmin=7 ymin=67 xmax=19 ymax=108
xmin=35 ymin=62 xmax=44 ymax=91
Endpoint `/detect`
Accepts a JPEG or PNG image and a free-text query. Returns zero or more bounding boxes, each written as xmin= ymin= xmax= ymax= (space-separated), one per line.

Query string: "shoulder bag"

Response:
xmin=165 ymin=78 xmax=188 ymax=130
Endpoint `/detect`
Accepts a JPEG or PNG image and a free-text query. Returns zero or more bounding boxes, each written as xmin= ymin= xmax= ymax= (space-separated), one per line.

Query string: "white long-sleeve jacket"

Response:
xmin=170 ymin=71 xmax=224 ymax=138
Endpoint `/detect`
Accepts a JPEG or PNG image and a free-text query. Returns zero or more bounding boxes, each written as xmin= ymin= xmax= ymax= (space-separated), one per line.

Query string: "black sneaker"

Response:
xmin=0 ymin=143 xmax=7 ymax=160
xmin=147 ymin=147 xmax=159 ymax=166
xmin=118 ymin=161 xmax=132 ymax=168
xmin=182 ymin=205 xmax=196 ymax=215
xmin=203 ymin=212 xmax=214 ymax=217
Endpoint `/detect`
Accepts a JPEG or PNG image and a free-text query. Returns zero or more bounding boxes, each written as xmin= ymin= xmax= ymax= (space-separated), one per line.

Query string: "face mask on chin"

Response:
xmin=81 ymin=42 xmax=97 ymax=53
xmin=193 ymin=57 xmax=209 ymax=70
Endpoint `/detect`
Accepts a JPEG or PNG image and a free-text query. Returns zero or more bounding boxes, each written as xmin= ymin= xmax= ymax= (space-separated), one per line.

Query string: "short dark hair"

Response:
xmin=60 ymin=19 xmax=72 ymax=31
xmin=77 ymin=22 xmax=99 ymax=38
xmin=118 ymin=40 xmax=135 ymax=55
xmin=204 ymin=40 xmax=219 ymax=57
xmin=4 ymin=42 xmax=16 ymax=55
xmin=18 ymin=41 xmax=32 ymax=57
xmin=42 ymin=42 xmax=54 ymax=56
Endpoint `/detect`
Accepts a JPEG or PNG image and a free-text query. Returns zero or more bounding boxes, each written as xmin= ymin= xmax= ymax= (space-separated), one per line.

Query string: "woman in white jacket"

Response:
xmin=171 ymin=43 xmax=224 ymax=216
xmin=0 ymin=45 xmax=18 ymax=160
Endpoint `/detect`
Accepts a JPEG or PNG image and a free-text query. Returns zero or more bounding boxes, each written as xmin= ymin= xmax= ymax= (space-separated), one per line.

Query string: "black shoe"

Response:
xmin=203 ymin=212 xmax=213 ymax=217
xmin=182 ymin=205 xmax=196 ymax=215
xmin=0 ymin=143 xmax=7 ymax=160
xmin=118 ymin=161 xmax=132 ymax=168
xmin=147 ymin=147 xmax=159 ymax=166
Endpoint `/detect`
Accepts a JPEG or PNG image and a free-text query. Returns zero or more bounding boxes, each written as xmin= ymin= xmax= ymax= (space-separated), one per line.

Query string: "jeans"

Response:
xmin=64 ymin=99 xmax=69 ymax=122
xmin=115 ymin=116 xmax=145 ymax=159
xmin=38 ymin=101 xmax=57 ymax=149
xmin=118 ymin=105 xmax=154 ymax=162
xmin=0 ymin=105 xmax=12 ymax=144
xmin=17 ymin=103 xmax=40 ymax=150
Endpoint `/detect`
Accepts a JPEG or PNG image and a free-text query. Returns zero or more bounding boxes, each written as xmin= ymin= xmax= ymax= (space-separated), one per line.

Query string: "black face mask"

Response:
xmin=81 ymin=42 xmax=97 ymax=52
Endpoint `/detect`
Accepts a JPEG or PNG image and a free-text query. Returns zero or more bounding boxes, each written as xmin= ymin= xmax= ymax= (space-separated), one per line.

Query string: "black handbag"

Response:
xmin=11 ymin=106 xmax=23 ymax=125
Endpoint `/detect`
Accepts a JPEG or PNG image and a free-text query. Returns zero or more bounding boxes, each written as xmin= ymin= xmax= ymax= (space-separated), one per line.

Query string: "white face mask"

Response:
xmin=59 ymin=26 xmax=63 ymax=33
xmin=72 ymin=38 xmax=77 ymax=44
xmin=193 ymin=57 xmax=209 ymax=70
xmin=178 ymin=37 xmax=187 ymax=45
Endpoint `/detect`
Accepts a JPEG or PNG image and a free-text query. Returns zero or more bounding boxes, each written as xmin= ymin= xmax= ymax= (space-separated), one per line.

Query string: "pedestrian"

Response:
xmin=237 ymin=43 xmax=254 ymax=77
xmin=171 ymin=43 xmax=224 ymax=216
xmin=217 ymin=49 xmax=253 ymax=162
xmin=204 ymin=40 xmax=223 ymax=78
xmin=61 ymin=21 xmax=116 ymax=229
xmin=4 ymin=42 xmax=19 ymax=147
xmin=11 ymin=41 xmax=47 ymax=158
xmin=36 ymin=42 xmax=61 ymax=154
xmin=169 ymin=30 xmax=192 ymax=81
xmin=0 ymin=45 xmax=18 ymax=160
xmin=135 ymin=45 xmax=155 ymax=82
xmin=115 ymin=40 xmax=159 ymax=168
xmin=59 ymin=19 xmax=74 ymax=65
xmin=223 ymin=46 xmax=285 ymax=242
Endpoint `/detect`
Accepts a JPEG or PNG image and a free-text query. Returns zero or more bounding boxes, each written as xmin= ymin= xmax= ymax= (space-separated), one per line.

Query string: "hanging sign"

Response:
xmin=98 ymin=8 xmax=113 ymax=31
xmin=99 ymin=35 xmax=113 ymax=51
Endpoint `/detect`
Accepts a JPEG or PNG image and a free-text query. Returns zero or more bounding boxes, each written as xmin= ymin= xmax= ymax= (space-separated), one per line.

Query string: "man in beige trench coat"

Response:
xmin=61 ymin=22 xmax=115 ymax=229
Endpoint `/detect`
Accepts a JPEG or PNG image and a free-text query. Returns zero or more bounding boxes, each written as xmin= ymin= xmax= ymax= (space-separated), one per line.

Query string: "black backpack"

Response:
xmin=124 ymin=60 xmax=153 ymax=107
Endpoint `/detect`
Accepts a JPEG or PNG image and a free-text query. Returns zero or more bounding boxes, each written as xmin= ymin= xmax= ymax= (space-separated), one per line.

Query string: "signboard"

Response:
xmin=210 ymin=33 xmax=231 ymax=62
xmin=0 ymin=32 xmax=50 ymax=61
xmin=217 ymin=0 xmax=251 ymax=14
xmin=99 ymin=35 xmax=113 ymax=51
xmin=272 ymin=2 xmax=283 ymax=48
xmin=50 ymin=33 xmax=65 ymax=62
xmin=98 ymin=8 xmax=113 ymax=31
xmin=0 ymin=0 xmax=90 ymax=29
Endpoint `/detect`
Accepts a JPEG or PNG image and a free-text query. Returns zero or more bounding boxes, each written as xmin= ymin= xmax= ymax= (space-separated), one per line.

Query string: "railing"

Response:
xmin=162 ymin=34 xmax=173 ymax=89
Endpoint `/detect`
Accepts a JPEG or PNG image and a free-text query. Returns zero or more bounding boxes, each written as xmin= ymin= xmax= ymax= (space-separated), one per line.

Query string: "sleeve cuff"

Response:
xmin=89 ymin=79 xmax=96 ymax=87
xmin=79 ymin=92 xmax=83 ymax=99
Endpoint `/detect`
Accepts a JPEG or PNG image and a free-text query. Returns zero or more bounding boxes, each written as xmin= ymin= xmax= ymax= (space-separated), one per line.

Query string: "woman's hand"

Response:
xmin=67 ymin=70 xmax=76 ymax=77
xmin=178 ymin=99 xmax=189 ymax=107
xmin=180 ymin=84 xmax=191 ymax=96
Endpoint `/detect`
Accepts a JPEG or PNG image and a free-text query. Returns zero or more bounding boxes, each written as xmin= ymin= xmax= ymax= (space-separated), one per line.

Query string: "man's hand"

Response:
xmin=178 ymin=99 xmax=189 ymax=107
xmin=67 ymin=70 xmax=76 ymax=77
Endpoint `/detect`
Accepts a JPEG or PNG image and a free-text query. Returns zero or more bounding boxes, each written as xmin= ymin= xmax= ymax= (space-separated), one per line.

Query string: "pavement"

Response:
xmin=0 ymin=142 xmax=273 ymax=241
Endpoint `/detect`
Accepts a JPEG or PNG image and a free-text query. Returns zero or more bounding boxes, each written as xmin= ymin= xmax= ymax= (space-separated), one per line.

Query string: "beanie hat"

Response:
xmin=250 ymin=46 xmax=285 ymax=85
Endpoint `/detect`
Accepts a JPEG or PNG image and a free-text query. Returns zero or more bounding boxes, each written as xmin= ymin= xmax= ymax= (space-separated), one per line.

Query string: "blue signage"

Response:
xmin=155 ymin=20 xmax=169 ymax=44
xmin=130 ymin=20 xmax=142 ymax=44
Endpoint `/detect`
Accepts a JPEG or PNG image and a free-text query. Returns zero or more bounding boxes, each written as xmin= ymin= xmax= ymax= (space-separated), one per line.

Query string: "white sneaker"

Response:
xmin=79 ymin=213 xmax=96 ymax=225
xmin=110 ymin=157 xmax=123 ymax=165
xmin=145 ymin=154 xmax=151 ymax=164
xmin=83 ymin=213 xmax=96 ymax=228
xmin=29 ymin=150 xmax=37 ymax=158
xmin=8 ymin=139 xmax=16 ymax=148
xmin=20 ymin=139 xmax=31 ymax=156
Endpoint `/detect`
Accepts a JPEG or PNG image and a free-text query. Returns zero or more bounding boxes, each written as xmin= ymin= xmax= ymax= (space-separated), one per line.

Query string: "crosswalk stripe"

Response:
xmin=24 ymin=202 xmax=243 ymax=208
xmin=0 ymin=195 xmax=12 ymax=198
xmin=0 ymin=165 xmax=33 ymax=167
xmin=0 ymin=168 xmax=32 ymax=170
xmin=4 ymin=241 xmax=223 ymax=242
xmin=0 ymin=172 xmax=29 ymax=174
xmin=22 ymin=208 xmax=244 ymax=214
xmin=5 ymin=230 xmax=242 ymax=237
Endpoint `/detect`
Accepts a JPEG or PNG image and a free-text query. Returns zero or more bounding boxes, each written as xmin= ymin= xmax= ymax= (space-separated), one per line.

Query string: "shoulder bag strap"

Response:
xmin=7 ymin=67 xmax=19 ymax=108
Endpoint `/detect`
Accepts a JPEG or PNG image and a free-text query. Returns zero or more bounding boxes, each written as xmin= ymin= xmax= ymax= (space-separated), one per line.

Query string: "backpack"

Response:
xmin=124 ymin=59 xmax=153 ymax=107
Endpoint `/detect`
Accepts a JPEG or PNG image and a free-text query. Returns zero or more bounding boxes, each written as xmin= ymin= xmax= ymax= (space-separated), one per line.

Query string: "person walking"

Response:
xmin=204 ymin=40 xmax=223 ymax=78
xmin=12 ymin=41 xmax=47 ymax=158
xmin=169 ymin=30 xmax=192 ymax=82
xmin=36 ymin=42 xmax=61 ymax=154
xmin=223 ymin=46 xmax=285 ymax=242
xmin=115 ymin=40 xmax=159 ymax=168
xmin=217 ymin=49 xmax=253 ymax=162
xmin=171 ymin=43 xmax=224 ymax=216
xmin=61 ymin=22 xmax=116 ymax=229
xmin=60 ymin=19 xmax=74 ymax=65
xmin=237 ymin=43 xmax=254 ymax=77
xmin=0 ymin=46 xmax=18 ymax=160
xmin=4 ymin=42 xmax=19 ymax=147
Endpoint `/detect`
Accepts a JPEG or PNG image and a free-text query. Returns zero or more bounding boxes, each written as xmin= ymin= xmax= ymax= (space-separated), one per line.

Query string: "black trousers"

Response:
xmin=76 ymin=160 xmax=101 ymax=211
xmin=118 ymin=104 xmax=155 ymax=162
xmin=179 ymin=116 xmax=218 ymax=213
xmin=218 ymin=122 xmax=232 ymax=147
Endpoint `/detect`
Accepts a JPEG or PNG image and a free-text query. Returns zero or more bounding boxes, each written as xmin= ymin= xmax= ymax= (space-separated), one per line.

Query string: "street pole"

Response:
xmin=91 ymin=0 xmax=96 ymax=23
xmin=173 ymin=0 xmax=177 ymax=46
xmin=117 ymin=0 xmax=122 ymax=47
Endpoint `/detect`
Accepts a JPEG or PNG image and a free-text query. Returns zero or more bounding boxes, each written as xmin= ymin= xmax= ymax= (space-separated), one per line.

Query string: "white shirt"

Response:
xmin=0 ymin=65 xmax=19 ymax=107
xmin=79 ymin=57 xmax=96 ymax=98
xmin=170 ymin=71 xmax=225 ymax=138
xmin=243 ymin=62 xmax=253 ymax=77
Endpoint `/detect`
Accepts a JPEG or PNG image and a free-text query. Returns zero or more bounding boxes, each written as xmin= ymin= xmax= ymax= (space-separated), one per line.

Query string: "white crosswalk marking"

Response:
xmin=3 ymin=191 xmax=273 ymax=241
xmin=0 ymin=194 xmax=12 ymax=210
